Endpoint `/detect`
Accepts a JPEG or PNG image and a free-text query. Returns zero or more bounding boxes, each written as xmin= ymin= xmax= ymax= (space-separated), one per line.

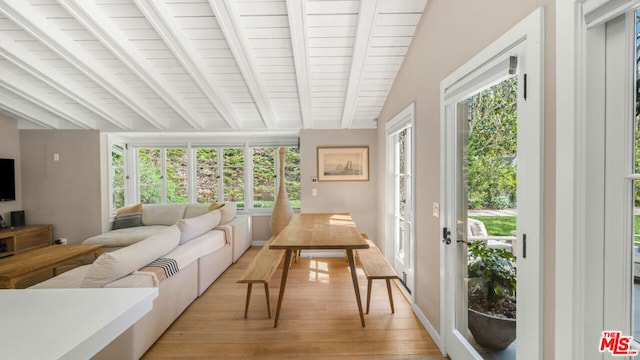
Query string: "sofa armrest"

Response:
xmin=227 ymin=215 xmax=252 ymax=262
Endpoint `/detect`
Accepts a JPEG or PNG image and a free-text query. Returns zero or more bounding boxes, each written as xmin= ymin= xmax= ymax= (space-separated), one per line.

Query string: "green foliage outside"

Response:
xmin=467 ymin=77 xmax=518 ymax=209
xmin=112 ymin=149 xmax=125 ymax=209
xmin=137 ymin=146 xmax=301 ymax=209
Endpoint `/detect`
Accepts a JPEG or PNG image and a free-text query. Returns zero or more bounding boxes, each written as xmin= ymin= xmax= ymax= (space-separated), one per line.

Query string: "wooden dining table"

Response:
xmin=269 ymin=213 xmax=369 ymax=327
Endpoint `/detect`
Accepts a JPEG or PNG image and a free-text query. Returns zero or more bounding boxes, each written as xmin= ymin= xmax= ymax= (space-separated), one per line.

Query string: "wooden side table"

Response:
xmin=0 ymin=244 xmax=102 ymax=289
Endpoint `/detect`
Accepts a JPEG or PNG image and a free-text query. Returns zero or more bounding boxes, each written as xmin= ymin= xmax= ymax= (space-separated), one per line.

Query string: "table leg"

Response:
xmin=273 ymin=249 xmax=293 ymax=328
xmin=346 ymin=249 xmax=366 ymax=327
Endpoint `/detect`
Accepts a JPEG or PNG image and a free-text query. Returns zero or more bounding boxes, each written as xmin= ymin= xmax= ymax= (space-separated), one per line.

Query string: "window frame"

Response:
xmin=108 ymin=136 xmax=301 ymax=215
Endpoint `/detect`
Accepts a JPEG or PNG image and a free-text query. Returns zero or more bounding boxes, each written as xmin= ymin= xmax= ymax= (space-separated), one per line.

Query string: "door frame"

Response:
xmin=385 ymin=103 xmax=416 ymax=296
xmin=439 ymin=7 xmax=544 ymax=359
xmin=556 ymin=1 xmax=639 ymax=358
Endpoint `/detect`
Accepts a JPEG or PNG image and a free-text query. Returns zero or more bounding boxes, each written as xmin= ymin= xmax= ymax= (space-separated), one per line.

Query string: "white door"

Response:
xmin=441 ymin=9 xmax=543 ymax=359
xmin=387 ymin=104 xmax=415 ymax=293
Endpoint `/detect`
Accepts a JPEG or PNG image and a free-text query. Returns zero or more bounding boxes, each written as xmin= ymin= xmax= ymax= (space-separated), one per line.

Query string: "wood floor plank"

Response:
xmin=142 ymin=246 xmax=447 ymax=359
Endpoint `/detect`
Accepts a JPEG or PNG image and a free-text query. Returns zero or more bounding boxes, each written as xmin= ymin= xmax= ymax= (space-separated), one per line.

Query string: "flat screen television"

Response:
xmin=0 ymin=158 xmax=16 ymax=201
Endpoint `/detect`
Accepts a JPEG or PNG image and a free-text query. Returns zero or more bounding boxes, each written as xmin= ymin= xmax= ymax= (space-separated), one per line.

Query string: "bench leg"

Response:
xmin=386 ymin=279 xmax=395 ymax=314
xmin=244 ymin=283 xmax=253 ymax=318
xmin=366 ymin=278 xmax=372 ymax=314
xmin=264 ymin=282 xmax=271 ymax=318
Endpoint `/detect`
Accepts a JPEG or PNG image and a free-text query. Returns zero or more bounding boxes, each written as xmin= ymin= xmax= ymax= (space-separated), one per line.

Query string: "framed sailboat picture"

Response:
xmin=317 ymin=146 xmax=369 ymax=182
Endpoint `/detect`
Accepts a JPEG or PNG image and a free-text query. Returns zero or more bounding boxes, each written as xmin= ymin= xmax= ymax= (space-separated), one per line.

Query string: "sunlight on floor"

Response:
xmin=308 ymin=260 xmax=331 ymax=283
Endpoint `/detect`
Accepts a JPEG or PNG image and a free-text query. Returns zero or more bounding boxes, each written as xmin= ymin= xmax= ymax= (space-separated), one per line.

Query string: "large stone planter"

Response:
xmin=468 ymin=308 xmax=516 ymax=350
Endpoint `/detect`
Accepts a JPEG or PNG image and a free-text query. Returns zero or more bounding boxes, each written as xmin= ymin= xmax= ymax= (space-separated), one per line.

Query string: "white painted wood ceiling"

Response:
xmin=0 ymin=0 xmax=426 ymax=132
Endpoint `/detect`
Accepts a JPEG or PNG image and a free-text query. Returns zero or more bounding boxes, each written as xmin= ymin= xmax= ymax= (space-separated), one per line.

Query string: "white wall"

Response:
xmin=300 ymin=129 xmax=378 ymax=239
xmin=375 ymin=0 xmax=557 ymax=357
xmin=20 ymin=130 xmax=103 ymax=244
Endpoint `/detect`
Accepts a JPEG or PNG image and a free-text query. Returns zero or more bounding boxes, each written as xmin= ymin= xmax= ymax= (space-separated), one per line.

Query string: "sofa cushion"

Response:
xmin=112 ymin=203 xmax=143 ymax=230
xmin=142 ymin=204 xmax=187 ymax=226
xmin=83 ymin=225 xmax=168 ymax=248
xmin=81 ymin=225 xmax=181 ymax=288
xmin=220 ymin=202 xmax=237 ymax=224
xmin=184 ymin=204 xmax=210 ymax=219
xmin=176 ymin=210 xmax=221 ymax=244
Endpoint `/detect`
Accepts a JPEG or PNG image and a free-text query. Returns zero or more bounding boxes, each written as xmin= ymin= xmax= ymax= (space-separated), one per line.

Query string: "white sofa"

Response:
xmin=31 ymin=203 xmax=252 ymax=360
xmin=82 ymin=203 xmax=251 ymax=263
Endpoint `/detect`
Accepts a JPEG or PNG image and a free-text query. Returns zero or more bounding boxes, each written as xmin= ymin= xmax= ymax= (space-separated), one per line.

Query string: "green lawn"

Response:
xmin=469 ymin=216 xmax=516 ymax=236
xmin=473 ymin=215 xmax=640 ymax=238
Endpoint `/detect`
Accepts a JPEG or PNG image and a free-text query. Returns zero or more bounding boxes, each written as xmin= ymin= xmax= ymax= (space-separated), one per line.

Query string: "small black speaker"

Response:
xmin=10 ymin=210 xmax=25 ymax=227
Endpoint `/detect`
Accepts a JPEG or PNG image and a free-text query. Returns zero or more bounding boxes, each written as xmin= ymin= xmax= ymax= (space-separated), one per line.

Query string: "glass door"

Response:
xmin=386 ymin=104 xmax=415 ymax=294
xmin=446 ymin=79 xmax=518 ymax=359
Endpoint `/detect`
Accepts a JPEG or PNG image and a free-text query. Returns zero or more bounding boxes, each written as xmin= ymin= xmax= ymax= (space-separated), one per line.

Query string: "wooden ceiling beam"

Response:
xmin=286 ymin=0 xmax=313 ymax=129
xmin=135 ymin=0 xmax=241 ymax=130
xmin=0 ymin=31 xmax=128 ymax=130
xmin=340 ymin=0 xmax=379 ymax=129
xmin=0 ymin=66 xmax=93 ymax=129
xmin=208 ymin=0 xmax=276 ymax=129
xmin=58 ymin=0 xmax=206 ymax=130
xmin=0 ymin=1 xmax=169 ymax=130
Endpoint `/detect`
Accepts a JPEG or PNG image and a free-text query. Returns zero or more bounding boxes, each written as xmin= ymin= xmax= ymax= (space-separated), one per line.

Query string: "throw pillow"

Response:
xmin=112 ymin=212 xmax=143 ymax=230
xmin=112 ymin=203 xmax=143 ymax=230
xmin=115 ymin=203 xmax=142 ymax=216
xmin=219 ymin=202 xmax=237 ymax=224
xmin=176 ymin=209 xmax=222 ymax=244
xmin=81 ymin=225 xmax=181 ymax=288
xmin=208 ymin=202 xmax=225 ymax=211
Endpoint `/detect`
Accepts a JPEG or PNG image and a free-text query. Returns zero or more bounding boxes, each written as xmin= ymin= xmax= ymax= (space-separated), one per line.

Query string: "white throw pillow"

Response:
xmin=142 ymin=204 xmax=187 ymax=226
xmin=176 ymin=209 xmax=222 ymax=244
xmin=184 ymin=204 xmax=210 ymax=219
xmin=220 ymin=202 xmax=237 ymax=224
xmin=81 ymin=225 xmax=181 ymax=288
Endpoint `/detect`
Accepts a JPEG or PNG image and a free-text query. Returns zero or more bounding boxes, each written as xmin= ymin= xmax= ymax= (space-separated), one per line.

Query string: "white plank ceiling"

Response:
xmin=0 ymin=0 xmax=426 ymax=132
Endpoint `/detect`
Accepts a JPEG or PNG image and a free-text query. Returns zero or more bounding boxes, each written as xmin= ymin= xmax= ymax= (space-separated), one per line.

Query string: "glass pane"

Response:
xmin=399 ymin=129 xmax=407 ymax=174
xmin=196 ymin=148 xmax=219 ymax=204
xmin=223 ymin=148 xmax=245 ymax=207
xmin=285 ymin=147 xmax=301 ymax=208
xmin=459 ymin=77 xmax=518 ymax=357
xmin=253 ymin=147 xmax=275 ymax=208
xmin=399 ymin=175 xmax=407 ymax=215
xmin=165 ymin=148 xmax=188 ymax=203
xmin=111 ymin=144 xmax=125 ymax=210
xmin=138 ymin=148 xmax=161 ymax=204
xmin=633 ymin=10 xmax=640 ymax=343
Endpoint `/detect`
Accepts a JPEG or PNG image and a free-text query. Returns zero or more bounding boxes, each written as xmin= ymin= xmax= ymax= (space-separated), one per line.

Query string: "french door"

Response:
xmin=386 ymin=104 xmax=415 ymax=293
xmin=441 ymin=8 xmax=543 ymax=359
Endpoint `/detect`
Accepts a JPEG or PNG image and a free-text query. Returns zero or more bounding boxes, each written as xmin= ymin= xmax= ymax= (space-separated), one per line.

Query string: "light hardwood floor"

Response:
xmin=143 ymin=246 xmax=448 ymax=360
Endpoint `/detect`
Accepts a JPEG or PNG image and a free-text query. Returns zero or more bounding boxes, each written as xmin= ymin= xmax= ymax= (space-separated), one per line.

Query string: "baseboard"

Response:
xmin=412 ymin=304 xmax=446 ymax=357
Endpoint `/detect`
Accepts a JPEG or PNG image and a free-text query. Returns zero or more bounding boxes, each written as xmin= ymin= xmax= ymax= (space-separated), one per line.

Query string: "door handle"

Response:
xmin=443 ymin=227 xmax=451 ymax=245
xmin=456 ymin=239 xmax=469 ymax=245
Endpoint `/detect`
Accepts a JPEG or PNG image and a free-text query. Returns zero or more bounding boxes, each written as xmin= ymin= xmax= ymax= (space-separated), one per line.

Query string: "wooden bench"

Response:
xmin=357 ymin=238 xmax=400 ymax=314
xmin=237 ymin=236 xmax=285 ymax=318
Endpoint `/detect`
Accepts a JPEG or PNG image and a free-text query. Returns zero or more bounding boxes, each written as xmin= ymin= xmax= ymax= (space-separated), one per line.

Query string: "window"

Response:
xmin=250 ymin=146 xmax=301 ymax=208
xmin=252 ymin=147 xmax=276 ymax=208
xmin=111 ymin=144 xmax=126 ymax=210
xmin=138 ymin=148 xmax=162 ymax=204
xmin=195 ymin=148 xmax=219 ymax=204
xmin=121 ymin=143 xmax=300 ymax=210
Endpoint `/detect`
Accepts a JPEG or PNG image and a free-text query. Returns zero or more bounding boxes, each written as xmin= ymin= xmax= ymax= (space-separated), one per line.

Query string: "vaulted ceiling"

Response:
xmin=0 ymin=0 xmax=426 ymax=133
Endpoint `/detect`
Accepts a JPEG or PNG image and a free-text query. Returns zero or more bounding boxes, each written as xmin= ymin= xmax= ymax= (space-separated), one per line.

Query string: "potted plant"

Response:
xmin=467 ymin=240 xmax=516 ymax=350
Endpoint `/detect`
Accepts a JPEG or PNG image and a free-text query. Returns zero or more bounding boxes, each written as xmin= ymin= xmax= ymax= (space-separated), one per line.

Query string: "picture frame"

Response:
xmin=317 ymin=146 xmax=369 ymax=182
